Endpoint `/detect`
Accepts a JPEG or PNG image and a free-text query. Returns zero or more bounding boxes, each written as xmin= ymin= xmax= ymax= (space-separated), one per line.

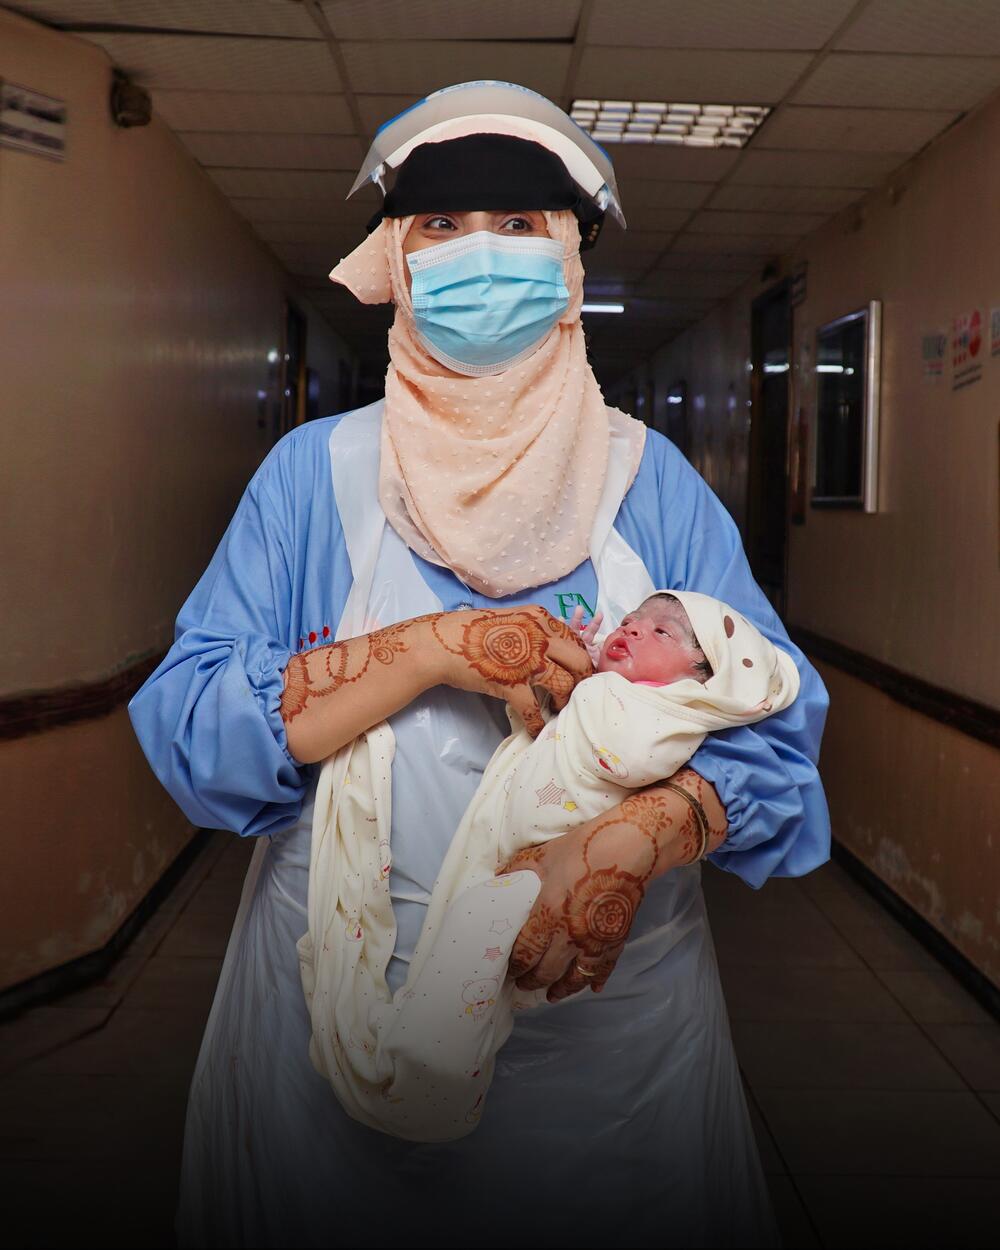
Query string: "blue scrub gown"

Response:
xmin=129 ymin=410 xmax=831 ymax=1247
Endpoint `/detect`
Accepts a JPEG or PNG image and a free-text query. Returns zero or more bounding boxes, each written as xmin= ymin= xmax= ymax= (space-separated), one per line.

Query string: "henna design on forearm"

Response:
xmin=281 ymin=606 xmax=588 ymax=735
xmin=280 ymin=619 xmax=420 ymax=725
xmin=669 ymin=767 xmax=729 ymax=855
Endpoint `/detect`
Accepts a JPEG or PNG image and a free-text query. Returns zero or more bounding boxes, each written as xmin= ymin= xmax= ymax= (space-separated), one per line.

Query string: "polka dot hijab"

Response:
xmin=329 ymin=208 xmax=645 ymax=598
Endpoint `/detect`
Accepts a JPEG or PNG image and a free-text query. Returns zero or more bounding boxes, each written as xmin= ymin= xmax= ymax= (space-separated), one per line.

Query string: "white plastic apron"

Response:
xmin=176 ymin=402 xmax=780 ymax=1249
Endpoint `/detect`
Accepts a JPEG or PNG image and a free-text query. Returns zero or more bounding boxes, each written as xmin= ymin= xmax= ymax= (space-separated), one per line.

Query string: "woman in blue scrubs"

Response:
xmin=130 ymin=83 xmax=830 ymax=1248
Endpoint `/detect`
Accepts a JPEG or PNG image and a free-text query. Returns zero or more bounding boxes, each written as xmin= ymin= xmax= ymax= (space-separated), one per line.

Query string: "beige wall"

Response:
xmin=0 ymin=10 xmax=355 ymax=992
xmin=611 ymin=88 xmax=1000 ymax=983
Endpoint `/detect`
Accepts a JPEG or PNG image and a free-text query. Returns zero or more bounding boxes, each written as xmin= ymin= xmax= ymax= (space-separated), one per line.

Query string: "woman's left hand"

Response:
xmin=498 ymin=793 xmax=674 ymax=1002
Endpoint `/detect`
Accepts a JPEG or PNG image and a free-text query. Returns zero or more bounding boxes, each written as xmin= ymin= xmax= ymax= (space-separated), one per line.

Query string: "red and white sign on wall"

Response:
xmin=952 ymin=309 xmax=983 ymax=390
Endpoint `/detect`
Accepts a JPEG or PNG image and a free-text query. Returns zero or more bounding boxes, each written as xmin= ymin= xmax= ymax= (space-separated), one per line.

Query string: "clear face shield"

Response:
xmin=345 ymin=80 xmax=627 ymax=235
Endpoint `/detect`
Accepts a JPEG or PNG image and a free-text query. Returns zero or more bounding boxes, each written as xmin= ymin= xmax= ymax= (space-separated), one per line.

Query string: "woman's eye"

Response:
xmin=502 ymin=216 xmax=534 ymax=232
xmin=425 ymin=216 xmax=455 ymax=230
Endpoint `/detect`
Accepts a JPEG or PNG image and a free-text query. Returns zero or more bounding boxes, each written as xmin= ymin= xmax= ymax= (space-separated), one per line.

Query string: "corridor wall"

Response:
xmin=611 ymin=86 xmax=1000 ymax=985
xmin=0 ymin=9 xmax=356 ymax=992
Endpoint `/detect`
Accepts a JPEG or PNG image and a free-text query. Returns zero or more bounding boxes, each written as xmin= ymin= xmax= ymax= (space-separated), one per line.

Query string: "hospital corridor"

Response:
xmin=1 ymin=3 xmax=998 ymax=1249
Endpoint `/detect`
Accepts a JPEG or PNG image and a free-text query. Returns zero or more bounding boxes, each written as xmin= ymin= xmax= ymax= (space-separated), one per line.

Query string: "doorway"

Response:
xmin=747 ymin=281 xmax=791 ymax=614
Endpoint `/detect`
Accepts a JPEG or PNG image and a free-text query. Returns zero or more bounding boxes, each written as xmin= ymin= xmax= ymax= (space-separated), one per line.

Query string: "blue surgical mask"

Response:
xmin=406 ymin=230 xmax=570 ymax=376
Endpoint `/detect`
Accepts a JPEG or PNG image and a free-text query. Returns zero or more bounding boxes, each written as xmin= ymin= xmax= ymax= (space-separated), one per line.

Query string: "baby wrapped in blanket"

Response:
xmin=297 ymin=590 xmax=799 ymax=1142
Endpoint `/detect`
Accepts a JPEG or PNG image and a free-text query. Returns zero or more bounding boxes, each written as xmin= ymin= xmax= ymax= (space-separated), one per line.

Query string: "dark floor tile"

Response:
xmin=732 ymin=1019 xmax=963 ymax=1090
xmin=5 ymin=1156 xmax=179 ymax=1249
xmin=924 ymin=1024 xmax=1000 ymax=1091
xmin=124 ymin=955 xmax=223 ymax=1013
xmin=186 ymin=871 xmax=246 ymax=911
xmin=878 ymin=968 xmax=994 ymax=1025
xmin=743 ymin=1085 xmax=787 ymax=1175
xmin=765 ymin=1175 xmax=821 ymax=1249
xmin=0 ymin=1006 xmax=110 ymax=1077
xmin=21 ymin=1004 xmax=207 ymax=1084
xmin=703 ymin=865 xmax=806 ymax=910
xmin=799 ymin=865 xmax=897 ymax=930
xmin=981 ymin=1091 xmax=1000 ymax=1123
xmin=158 ymin=900 xmax=239 ymax=958
xmin=711 ymin=906 xmax=863 ymax=969
xmin=756 ymin=1088 xmax=1000 ymax=1176
xmin=836 ymin=920 xmax=940 ymax=973
xmin=796 ymin=1174 xmax=1000 ymax=1249
xmin=206 ymin=838 xmax=256 ymax=884
xmin=720 ymin=964 xmax=909 ymax=1023
xmin=0 ymin=1069 xmax=187 ymax=1163
xmin=47 ymin=953 xmax=149 ymax=1012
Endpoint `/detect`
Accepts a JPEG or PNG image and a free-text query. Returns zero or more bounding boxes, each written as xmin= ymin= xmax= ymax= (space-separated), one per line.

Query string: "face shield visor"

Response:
xmin=346 ymin=80 xmax=626 ymax=251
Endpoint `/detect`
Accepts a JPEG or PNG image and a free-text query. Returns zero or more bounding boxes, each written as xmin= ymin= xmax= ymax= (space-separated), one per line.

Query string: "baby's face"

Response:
xmin=597 ymin=597 xmax=707 ymax=685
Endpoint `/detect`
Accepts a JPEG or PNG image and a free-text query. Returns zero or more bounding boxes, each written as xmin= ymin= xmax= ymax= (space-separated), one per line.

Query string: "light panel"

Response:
xmin=571 ymin=99 xmax=770 ymax=147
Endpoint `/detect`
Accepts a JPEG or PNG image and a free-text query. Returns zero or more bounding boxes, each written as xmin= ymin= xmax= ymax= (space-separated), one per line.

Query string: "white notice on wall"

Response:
xmin=0 ymin=80 xmax=66 ymax=160
xmin=990 ymin=308 xmax=1000 ymax=357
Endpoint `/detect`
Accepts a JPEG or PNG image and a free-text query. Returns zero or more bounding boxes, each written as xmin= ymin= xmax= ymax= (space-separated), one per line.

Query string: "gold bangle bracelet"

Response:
xmin=660 ymin=781 xmax=711 ymax=864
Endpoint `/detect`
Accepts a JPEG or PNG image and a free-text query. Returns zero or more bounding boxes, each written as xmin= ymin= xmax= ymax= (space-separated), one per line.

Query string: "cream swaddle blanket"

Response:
xmin=297 ymin=590 xmax=800 ymax=1141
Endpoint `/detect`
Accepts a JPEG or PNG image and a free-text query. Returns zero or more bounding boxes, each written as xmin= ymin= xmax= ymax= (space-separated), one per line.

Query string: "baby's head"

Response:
xmin=597 ymin=594 xmax=713 ymax=686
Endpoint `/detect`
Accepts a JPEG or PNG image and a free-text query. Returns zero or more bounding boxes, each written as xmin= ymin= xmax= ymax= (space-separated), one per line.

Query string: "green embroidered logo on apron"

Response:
xmin=554 ymin=592 xmax=595 ymax=620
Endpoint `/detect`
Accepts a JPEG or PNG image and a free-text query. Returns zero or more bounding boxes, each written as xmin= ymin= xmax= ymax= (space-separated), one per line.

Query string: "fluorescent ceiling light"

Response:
xmin=581 ymin=302 xmax=625 ymax=313
xmin=572 ymin=99 xmax=771 ymax=148
xmin=763 ymin=362 xmax=789 ymax=373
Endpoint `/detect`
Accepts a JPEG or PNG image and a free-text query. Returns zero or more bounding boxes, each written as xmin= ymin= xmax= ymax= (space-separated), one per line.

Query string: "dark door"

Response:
xmin=747 ymin=282 xmax=791 ymax=613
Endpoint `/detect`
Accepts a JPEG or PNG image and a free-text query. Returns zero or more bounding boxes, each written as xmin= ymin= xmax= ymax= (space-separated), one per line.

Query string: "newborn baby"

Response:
xmin=299 ymin=590 xmax=799 ymax=1144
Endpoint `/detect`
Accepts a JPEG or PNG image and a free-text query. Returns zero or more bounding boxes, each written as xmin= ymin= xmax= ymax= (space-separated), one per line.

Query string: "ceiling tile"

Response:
xmin=634 ymin=271 xmax=750 ymax=299
xmin=254 ymin=221 xmax=361 ymax=244
xmin=591 ymin=228 xmax=675 ymax=254
xmin=609 ymin=145 xmax=742 ymax=183
xmin=179 ymin=132 xmax=362 ymax=170
xmin=730 ymin=149 xmax=908 ymax=187
xmin=622 ymin=180 xmax=716 ymax=210
xmin=341 ymin=41 xmax=571 ymax=97
xmin=757 ymin=104 xmax=960 ymax=152
xmin=83 ymin=33 xmax=340 ymax=92
xmin=7 ymin=1 xmax=322 ymax=36
xmin=587 ymin=0 xmax=856 ymax=49
xmin=655 ymin=249 xmax=762 ymax=272
xmin=617 ymin=207 xmax=691 ymax=233
xmin=152 ymin=90 xmax=354 ymax=134
xmin=689 ymin=209 xmax=827 ymax=235
xmin=323 ymin=0 xmax=581 ymax=40
xmin=672 ymin=232 xmax=798 ymax=256
xmin=793 ymin=53 xmax=1000 ymax=110
xmin=271 ymin=242 xmax=350 ymax=269
xmin=576 ymin=48 xmax=812 ymax=102
xmin=230 ymin=197 xmax=370 ymax=223
xmin=837 ymin=1 xmax=1000 ymax=55
xmin=207 ymin=168 xmax=357 ymax=198
xmin=356 ymin=94 xmax=420 ymax=133
xmin=708 ymin=183 xmax=861 ymax=213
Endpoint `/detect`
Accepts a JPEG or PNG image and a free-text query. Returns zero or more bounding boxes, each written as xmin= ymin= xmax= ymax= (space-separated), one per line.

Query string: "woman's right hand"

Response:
xmin=418 ymin=605 xmax=594 ymax=737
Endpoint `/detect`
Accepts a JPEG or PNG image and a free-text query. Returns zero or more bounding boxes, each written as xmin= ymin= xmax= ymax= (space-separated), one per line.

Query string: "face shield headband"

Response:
xmin=366 ymin=135 xmax=606 ymax=250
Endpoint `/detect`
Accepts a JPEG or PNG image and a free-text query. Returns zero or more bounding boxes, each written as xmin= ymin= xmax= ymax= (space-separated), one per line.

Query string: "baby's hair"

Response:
xmin=645 ymin=593 xmax=714 ymax=682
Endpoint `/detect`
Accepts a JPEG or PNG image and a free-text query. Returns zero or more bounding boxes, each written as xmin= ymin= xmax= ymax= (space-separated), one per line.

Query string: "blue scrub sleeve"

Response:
xmin=128 ymin=450 xmax=311 ymax=837
xmin=669 ymin=462 xmax=831 ymax=887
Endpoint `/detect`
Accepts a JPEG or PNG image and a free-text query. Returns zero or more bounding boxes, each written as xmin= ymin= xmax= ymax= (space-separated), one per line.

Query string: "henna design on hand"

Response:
xmin=508 ymin=902 xmax=559 ymax=978
xmin=561 ymin=817 xmax=659 ymax=955
xmin=431 ymin=610 xmax=551 ymax=688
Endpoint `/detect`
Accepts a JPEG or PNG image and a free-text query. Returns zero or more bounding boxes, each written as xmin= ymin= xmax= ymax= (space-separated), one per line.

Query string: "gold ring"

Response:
xmin=574 ymin=963 xmax=598 ymax=978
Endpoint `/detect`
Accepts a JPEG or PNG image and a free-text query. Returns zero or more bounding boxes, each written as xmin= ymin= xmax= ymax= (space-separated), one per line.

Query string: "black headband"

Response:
xmin=367 ymin=134 xmax=605 ymax=250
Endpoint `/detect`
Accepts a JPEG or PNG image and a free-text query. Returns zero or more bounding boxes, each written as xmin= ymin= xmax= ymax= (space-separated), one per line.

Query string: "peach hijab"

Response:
xmin=329 ymin=202 xmax=645 ymax=598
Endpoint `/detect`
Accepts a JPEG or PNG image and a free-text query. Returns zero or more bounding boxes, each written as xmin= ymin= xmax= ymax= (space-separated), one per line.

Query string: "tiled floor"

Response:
xmin=1 ymin=835 xmax=998 ymax=1248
